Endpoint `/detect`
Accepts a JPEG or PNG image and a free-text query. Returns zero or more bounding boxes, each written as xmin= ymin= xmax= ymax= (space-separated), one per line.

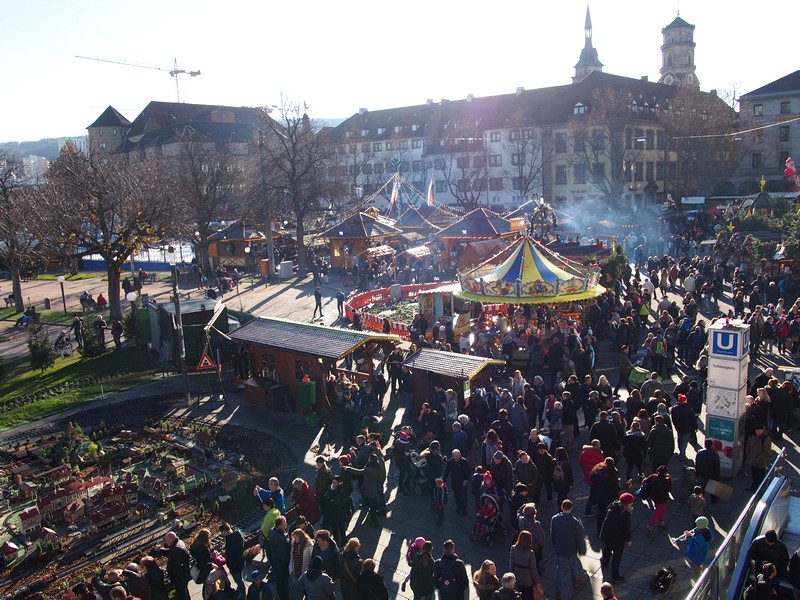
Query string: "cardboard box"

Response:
xmin=705 ymin=479 xmax=734 ymax=501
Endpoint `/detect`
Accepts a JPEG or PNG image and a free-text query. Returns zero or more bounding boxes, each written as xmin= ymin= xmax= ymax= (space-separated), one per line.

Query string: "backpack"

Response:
xmin=553 ymin=461 xmax=565 ymax=482
xmin=650 ymin=566 xmax=676 ymax=593
xmin=636 ymin=480 xmax=651 ymax=501
xmin=406 ymin=543 xmax=421 ymax=567
xmin=436 ymin=558 xmax=455 ymax=591
xmin=654 ymin=340 xmax=665 ymax=355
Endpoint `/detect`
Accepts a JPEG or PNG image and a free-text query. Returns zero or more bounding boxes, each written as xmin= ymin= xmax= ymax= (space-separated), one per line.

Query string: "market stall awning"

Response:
xmin=318 ymin=212 xmax=401 ymax=239
xmin=435 ymin=207 xmax=513 ymax=239
xmin=399 ymin=244 xmax=431 ymax=259
xmin=403 ymin=348 xmax=503 ymax=379
xmin=358 ymin=245 xmax=395 ymax=259
xmin=394 ymin=206 xmax=441 ymax=232
xmin=230 ymin=317 xmax=400 ymax=361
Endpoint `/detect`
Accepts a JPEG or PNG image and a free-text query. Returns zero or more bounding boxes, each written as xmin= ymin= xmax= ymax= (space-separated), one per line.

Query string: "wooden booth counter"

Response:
xmin=230 ymin=316 xmax=400 ymax=412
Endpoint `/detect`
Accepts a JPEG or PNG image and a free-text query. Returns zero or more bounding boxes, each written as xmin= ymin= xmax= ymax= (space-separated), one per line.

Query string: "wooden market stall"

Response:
xmin=434 ymin=207 xmax=515 ymax=272
xmin=318 ymin=212 xmax=402 ymax=270
xmin=229 ymin=316 xmax=400 ymax=412
xmin=393 ymin=206 xmax=442 ymax=236
xmin=207 ymin=220 xmax=284 ymax=271
xmin=403 ymin=348 xmax=504 ymax=413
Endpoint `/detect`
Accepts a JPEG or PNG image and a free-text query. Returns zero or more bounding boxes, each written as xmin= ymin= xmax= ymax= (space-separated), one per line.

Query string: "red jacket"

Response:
xmin=776 ymin=319 xmax=791 ymax=338
xmin=578 ymin=447 xmax=605 ymax=484
xmin=291 ymin=482 xmax=321 ymax=525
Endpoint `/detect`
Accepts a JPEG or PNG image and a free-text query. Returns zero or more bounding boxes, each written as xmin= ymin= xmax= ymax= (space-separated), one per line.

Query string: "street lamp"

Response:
xmin=56 ymin=276 xmax=67 ymax=315
xmin=126 ymin=291 xmax=138 ymax=345
xmin=168 ymin=247 xmax=191 ymax=405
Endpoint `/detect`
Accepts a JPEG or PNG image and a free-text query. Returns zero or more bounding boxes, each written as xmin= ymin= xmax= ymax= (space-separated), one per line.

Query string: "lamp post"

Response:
xmin=56 ymin=276 xmax=67 ymax=315
xmin=126 ymin=291 xmax=139 ymax=346
xmin=168 ymin=247 xmax=191 ymax=405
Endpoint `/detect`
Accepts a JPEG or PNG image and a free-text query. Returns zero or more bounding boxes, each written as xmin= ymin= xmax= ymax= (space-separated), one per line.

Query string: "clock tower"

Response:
xmin=658 ymin=14 xmax=700 ymax=89
xmin=572 ymin=5 xmax=604 ymax=83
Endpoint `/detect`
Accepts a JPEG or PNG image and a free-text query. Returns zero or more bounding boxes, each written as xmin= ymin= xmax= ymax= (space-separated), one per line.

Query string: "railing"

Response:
xmin=686 ymin=448 xmax=787 ymax=600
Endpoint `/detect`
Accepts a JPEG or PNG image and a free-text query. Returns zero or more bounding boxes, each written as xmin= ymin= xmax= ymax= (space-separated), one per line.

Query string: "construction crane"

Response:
xmin=76 ymin=55 xmax=201 ymax=103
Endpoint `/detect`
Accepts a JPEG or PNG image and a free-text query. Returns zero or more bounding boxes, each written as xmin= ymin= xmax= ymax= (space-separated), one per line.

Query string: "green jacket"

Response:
xmin=261 ymin=507 xmax=281 ymax=537
xmin=618 ymin=352 xmax=634 ymax=375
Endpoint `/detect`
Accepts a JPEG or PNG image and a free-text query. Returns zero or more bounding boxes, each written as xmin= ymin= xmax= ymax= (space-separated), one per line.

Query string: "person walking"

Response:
xmin=357 ymin=558 xmax=390 ymax=600
xmin=336 ymin=288 xmax=346 ymax=318
xmin=747 ymin=424 xmax=774 ymax=491
xmin=550 ymin=500 xmax=588 ymax=600
xmin=590 ymin=458 xmax=620 ymax=538
xmin=157 ymin=532 xmax=191 ymax=600
xmin=642 ymin=465 xmax=672 ymax=534
xmin=599 ymin=493 xmax=635 ymax=583
xmin=289 ymin=528 xmax=314 ymax=587
xmin=670 ymin=516 xmax=715 ymax=577
xmin=293 ymin=555 xmax=336 ymax=600
xmin=471 ymin=560 xmax=500 ymax=600
xmin=266 ymin=516 xmax=291 ymax=600
xmin=551 ymin=447 xmax=573 ymax=505
xmin=646 ymin=415 xmax=675 ymax=472
xmin=434 ymin=539 xmax=469 ymax=600
xmin=339 ymin=538 xmax=363 ymax=600
xmin=313 ymin=287 xmax=324 ymax=319
xmin=220 ymin=522 xmax=245 ymax=597
xmin=402 ymin=539 xmax=436 ymax=600
xmin=508 ymin=531 xmax=543 ymax=600
xmin=189 ymin=528 xmax=213 ymax=599
xmin=442 ymin=449 xmax=472 ymax=516
xmin=670 ymin=394 xmax=698 ymax=459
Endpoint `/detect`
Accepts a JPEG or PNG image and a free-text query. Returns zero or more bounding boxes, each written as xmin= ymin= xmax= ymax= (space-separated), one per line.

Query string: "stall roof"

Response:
xmin=318 ymin=212 xmax=401 ymax=239
xmin=358 ymin=244 xmax=395 ymax=258
xmin=400 ymin=244 xmax=431 ymax=259
xmin=435 ymin=207 xmax=513 ymax=239
xmin=403 ymin=348 xmax=504 ymax=379
xmin=229 ymin=317 xmax=401 ymax=361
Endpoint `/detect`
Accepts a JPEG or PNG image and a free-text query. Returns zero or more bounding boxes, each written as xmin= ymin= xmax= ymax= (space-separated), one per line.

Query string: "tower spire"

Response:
xmin=585 ymin=5 xmax=592 ymax=39
xmin=573 ymin=4 xmax=603 ymax=83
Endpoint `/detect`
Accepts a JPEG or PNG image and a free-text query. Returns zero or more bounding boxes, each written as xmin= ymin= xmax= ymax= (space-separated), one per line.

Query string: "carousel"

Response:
xmin=419 ymin=235 xmax=607 ymax=348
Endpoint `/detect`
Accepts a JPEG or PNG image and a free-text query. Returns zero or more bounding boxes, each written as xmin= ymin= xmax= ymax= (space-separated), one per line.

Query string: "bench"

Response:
xmin=3 ymin=295 xmax=13 ymax=309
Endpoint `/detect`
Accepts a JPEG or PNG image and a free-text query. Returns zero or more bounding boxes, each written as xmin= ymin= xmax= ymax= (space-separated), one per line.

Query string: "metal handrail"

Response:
xmin=686 ymin=447 xmax=787 ymax=599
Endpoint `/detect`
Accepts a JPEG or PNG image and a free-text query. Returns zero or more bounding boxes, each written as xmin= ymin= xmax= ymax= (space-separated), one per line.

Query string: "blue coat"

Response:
xmin=685 ymin=527 xmax=714 ymax=565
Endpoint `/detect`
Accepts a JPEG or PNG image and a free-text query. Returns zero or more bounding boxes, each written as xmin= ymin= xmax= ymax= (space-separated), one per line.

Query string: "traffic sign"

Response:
xmin=197 ymin=352 xmax=216 ymax=370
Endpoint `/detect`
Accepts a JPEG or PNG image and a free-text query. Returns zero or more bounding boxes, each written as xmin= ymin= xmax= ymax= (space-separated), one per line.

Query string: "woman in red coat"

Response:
xmin=290 ymin=478 xmax=321 ymax=525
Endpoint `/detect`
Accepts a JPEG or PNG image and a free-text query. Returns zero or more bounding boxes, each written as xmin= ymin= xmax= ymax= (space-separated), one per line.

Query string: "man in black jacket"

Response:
xmin=695 ymin=439 xmax=721 ymax=501
xmin=749 ymin=530 xmax=789 ymax=578
xmin=670 ymin=395 xmax=698 ymax=459
xmin=442 ymin=449 xmax=472 ymax=515
xmin=220 ymin=522 xmax=245 ymax=596
xmin=159 ymin=532 xmax=191 ymax=600
xmin=588 ymin=412 xmax=621 ymax=458
xmin=434 ymin=539 xmax=469 ymax=600
xmin=599 ymin=493 xmax=634 ymax=583
xmin=267 ymin=516 xmax=291 ymax=600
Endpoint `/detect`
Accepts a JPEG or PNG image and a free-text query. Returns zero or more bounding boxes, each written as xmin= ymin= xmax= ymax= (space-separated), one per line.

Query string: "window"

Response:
xmin=377 ymin=127 xmax=386 ymax=135
xmin=399 ymin=161 xmax=409 ymax=173
xmin=573 ymin=132 xmax=585 ymax=153
xmin=361 ymin=130 xmax=369 ymax=137
xmin=373 ymin=142 xmax=382 ymax=152
xmin=363 ymin=164 xmax=373 ymax=174
xmin=511 ymin=153 xmax=525 ymax=166
xmin=398 ymin=140 xmax=409 ymax=150
xmin=593 ymin=131 xmax=605 ymax=150
xmin=634 ymin=129 xmax=645 ymax=148
xmin=656 ymin=161 xmax=664 ymax=180
xmin=574 ymin=165 xmax=587 ymax=184
xmin=555 ymin=165 xmax=567 ymax=185
xmin=347 ymin=165 xmax=356 ymax=176
xmin=753 ymin=104 xmax=763 ymax=116
xmin=668 ymin=161 xmax=677 ymax=180
xmin=781 ymin=101 xmax=791 ymax=114
xmin=345 ymin=131 xmax=353 ymax=138
xmin=646 ymin=130 xmax=655 ymax=150
xmin=457 ymin=157 xmax=469 ymax=169
xmin=434 ymin=159 xmax=445 ymax=170
xmin=779 ymin=151 xmax=790 ymax=168
xmin=512 ymin=176 xmax=527 ymax=190
xmin=592 ymin=163 xmax=604 ymax=180
xmin=474 ymin=178 xmax=487 ymax=191
xmin=752 ymin=152 xmax=762 ymax=169
xmin=490 ymin=131 xmax=501 ymax=142
xmin=112 ymin=129 xmax=117 ymax=135
xmin=349 ymin=144 xmax=356 ymax=153
xmin=634 ymin=161 xmax=643 ymax=181
xmin=645 ymin=161 xmax=654 ymax=181
xmin=394 ymin=126 xmax=402 ymax=133
xmin=555 ymin=133 xmax=567 ymax=153
xmin=473 ymin=155 xmax=486 ymax=168
xmin=361 ymin=143 xmax=370 ymax=153
xmin=412 ymin=139 xmax=422 ymax=149
xmin=435 ymin=181 xmax=447 ymax=193
xmin=386 ymin=142 xmax=394 ymax=151
xmin=510 ymin=130 xmax=521 ymax=141
xmin=523 ymin=129 xmax=535 ymax=140
xmin=374 ymin=162 xmax=384 ymax=174
xmin=656 ymin=131 xmax=665 ymax=150
xmin=295 ymin=360 xmax=311 ymax=382
xmin=413 ymin=160 xmax=424 ymax=172
xmin=489 ymin=177 xmax=503 ymax=191
xmin=338 ymin=166 xmax=347 ymax=177
xmin=411 ymin=124 xmax=420 ymax=131
xmin=457 ymin=179 xmax=470 ymax=193
xmin=573 ymin=103 xmax=586 ymax=115
xmin=780 ymin=125 xmax=791 ymax=142
xmin=489 ymin=154 xmax=502 ymax=167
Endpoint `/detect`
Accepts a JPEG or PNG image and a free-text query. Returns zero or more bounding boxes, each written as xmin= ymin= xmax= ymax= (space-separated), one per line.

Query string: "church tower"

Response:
xmin=572 ymin=5 xmax=603 ymax=83
xmin=658 ymin=14 xmax=700 ymax=89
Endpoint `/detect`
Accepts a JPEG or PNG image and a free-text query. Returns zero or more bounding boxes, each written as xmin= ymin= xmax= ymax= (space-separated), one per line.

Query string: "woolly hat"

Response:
xmin=619 ymin=493 xmax=635 ymax=505
xmin=677 ymin=394 xmax=688 ymax=403
xmin=695 ymin=516 xmax=709 ymax=529
xmin=399 ymin=431 xmax=408 ymax=440
xmin=483 ymin=472 xmax=493 ymax=482
xmin=493 ymin=450 xmax=505 ymax=461
xmin=310 ymin=555 xmax=324 ymax=570
xmin=414 ymin=536 xmax=426 ymax=548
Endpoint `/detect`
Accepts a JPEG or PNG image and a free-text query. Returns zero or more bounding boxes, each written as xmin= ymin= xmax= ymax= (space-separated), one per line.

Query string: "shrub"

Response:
xmin=28 ymin=323 xmax=58 ymax=373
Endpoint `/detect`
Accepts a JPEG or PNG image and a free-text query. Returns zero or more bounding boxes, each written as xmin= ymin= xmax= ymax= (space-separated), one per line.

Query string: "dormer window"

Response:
xmin=573 ymin=103 xmax=586 ymax=115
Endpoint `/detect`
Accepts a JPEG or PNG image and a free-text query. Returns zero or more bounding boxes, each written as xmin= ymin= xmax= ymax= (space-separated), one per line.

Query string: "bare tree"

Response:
xmin=44 ymin=143 xmax=181 ymax=320
xmin=325 ymin=124 xmax=374 ymax=213
xmin=257 ymin=100 xmax=333 ymax=274
xmin=0 ymin=151 xmax=45 ymax=310
xmin=569 ymin=86 xmax=650 ymax=208
xmin=503 ymin=109 xmax=551 ymax=202
xmin=174 ymin=127 xmax=249 ymax=274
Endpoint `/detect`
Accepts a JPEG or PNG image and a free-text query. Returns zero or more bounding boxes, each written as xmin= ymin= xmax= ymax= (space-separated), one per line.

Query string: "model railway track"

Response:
xmin=0 ymin=397 xmax=299 ymax=599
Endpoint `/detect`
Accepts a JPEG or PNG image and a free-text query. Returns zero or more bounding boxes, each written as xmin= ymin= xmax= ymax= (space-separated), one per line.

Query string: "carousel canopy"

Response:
xmin=318 ymin=212 xmax=401 ymax=239
xmin=394 ymin=206 xmax=441 ymax=232
xmin=456 ymin=236 xmax=605 ymax=304
xmin=436 ymin=207 xmax=513 ymax=239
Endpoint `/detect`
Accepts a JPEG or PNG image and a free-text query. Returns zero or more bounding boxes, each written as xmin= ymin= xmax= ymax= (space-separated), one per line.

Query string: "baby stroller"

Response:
xmin=53 ymin=330 xmax=73 ymax=351
xmin=632 ymin=347 xmax=650 ymax=367
xmin=408 ymin=450 xmax=430 ymax=496
xmin=469 ymin=492 xmax=505 ymax=547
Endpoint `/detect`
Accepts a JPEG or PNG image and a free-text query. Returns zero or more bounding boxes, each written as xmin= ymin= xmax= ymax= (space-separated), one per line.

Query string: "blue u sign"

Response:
xmin=711 ymin=331 xmax=738 ymax=357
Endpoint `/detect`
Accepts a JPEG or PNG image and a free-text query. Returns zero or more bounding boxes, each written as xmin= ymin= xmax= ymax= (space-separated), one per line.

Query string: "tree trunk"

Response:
xmin=295 ymin=216 xmax=306 ymax=277
xmin=10 ymin=264 xmax=22 ymax=312
xmin=69 ymin=256 xmax=79 ymax=276
xmin=107 ymin=263 xmax=123 ymax=322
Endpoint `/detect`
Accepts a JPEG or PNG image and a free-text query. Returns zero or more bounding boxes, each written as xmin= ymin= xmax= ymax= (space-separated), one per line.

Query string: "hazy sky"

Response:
xmin=2 ymin=0 xmax=793 ymax=143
